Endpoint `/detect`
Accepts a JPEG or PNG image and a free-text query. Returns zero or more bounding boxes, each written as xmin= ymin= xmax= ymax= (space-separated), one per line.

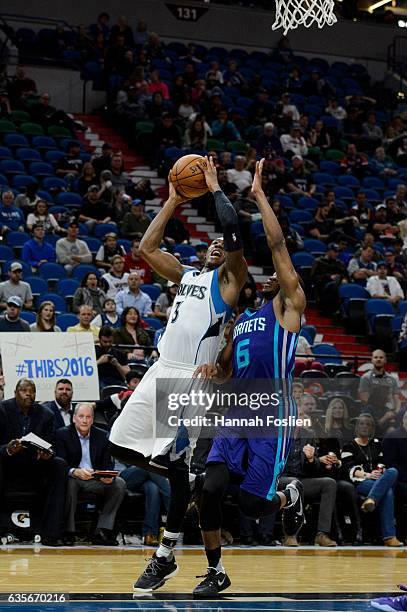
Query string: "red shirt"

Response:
xmin=123 ymin=253 xmax=153 ymax=284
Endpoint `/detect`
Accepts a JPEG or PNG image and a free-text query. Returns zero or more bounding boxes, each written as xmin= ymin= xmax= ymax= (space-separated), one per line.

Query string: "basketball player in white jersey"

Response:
xmin=109 ymin=156 xmax=247 ymax=592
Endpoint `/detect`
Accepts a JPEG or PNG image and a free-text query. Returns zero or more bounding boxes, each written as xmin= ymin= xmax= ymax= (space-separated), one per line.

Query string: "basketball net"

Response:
xmin=272 ymin=0 xmax=337 ymax=35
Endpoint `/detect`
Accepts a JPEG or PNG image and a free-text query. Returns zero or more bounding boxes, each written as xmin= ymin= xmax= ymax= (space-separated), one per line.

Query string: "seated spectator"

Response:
xmin=341 ymin=413 xmax=401 ymax=546
xmin=56 ymin=141 xmax=84 ymax=180
xmin=280 ymin=409 xmax=337 ymax=547
xmin=26 ymin=200 xmax=65 ymax=235
xmin=31 ymin=92 xmax=82 ymax=134
xmin=95 ymin=233 xmax=126 ymax=272
xmin=0 ymin=191 xmax=25 ymax=234
xmin=56 ymin=403 xmax=126 ymax=546
xmin=384 ymin=247 xmax=406 ymax=291
xmin=226 ymin=156 xmax=252 ymax=194
xmin=369 ymin=146 xmax=397 ymax=178
xmin=396 ymin=137 xmax=407 ymax=167
xmin=92 ymin=298 xmax=120 ymax=329
xmin=362 ymin=112 xmax=383 ymax=150
xmin=113 ymin=307 xmax=152 ymax=358
xmin=134 ymin=18 xmax=149 ymax=46
xmin=359 ymin=349 xmax=400 ymax=434
xmin=347 ymin=245 xmax=377 ymax=286
xmin=128 ymin=177 xmax=156 ymax=204
xmin=340 ymin=143 xmax=368 ymax=180
xmin=308 ymin=203 xmax=334 ymax=242
xmin=15 ymin=182 xmax=41 ymax=216
xmin=0 ymin=296 xmax=31 ymax=332
xmin=280 ymin=124 xmax=308 ymax=158
xmin=309 ymin=119 xmax=331 ymax=155
xmin=67 ymin=304 xmax=100 ymax=342
xmin=163 ymin=215 xmax=190 ymax=247
xmin=343 ymin=107 xmax=363 ymax=144
xmin=43 ymin=379 xmax=74 ymax=430
xmin=110 ymin=153 xmax=129 ymax=191
xmin=72 ymin=272 xmax=106 ymax=316
xmin=184 ymin=116 xmax=208 ymax=150
xmin=115 ymin=272 xmax=153 ymax=317
xmin=30 ymin=300 xmax=61 ymax=332
xmin=147 ymin=91 xmax=171 ymax=121
xmin=211 ymin=108 xmax=241 ymax=143
xmin=105 ymin=34 xmax=129 ymax=74
xmin=96 ymin=326 xmax=130 ymax=388
xmin=77 ymin=162 xmax=98 ymax=196
xmin=8 ymin=65 xmax=37 ymax=104
xmin=367 ymin=205 xmax=399 ymax=242
xmin=383 ymin=408 xmax=407 ymax=500
xmin=0 ymin=379 xmax=67 ymax=546
xmin=79 ymin=185 xmax=112 ymax=233
xmin=92 ymin=142 xmax=113 ymax=177
xmin=56 ymin=221 xmax=92 ymax=274
xmin=325 ymin=97 xmax=347 ymax=123
xmin=151 ymin=113 xmax=182 ymax=168
xmin=351 ymin=192 xmax=373 ymax=229
xmin=110 ymin=190 xmax=131 ymax=225
xmin=121 ymin=200 xmax=151 ymax=240
xmin=280 ymin=92 xmax=300 ymax=121
xmin=0 ymin=262 xmax=33 ymax=310
xmin=120 ymin=461 xmax=170 ymax=545
xmin=147 ymin=70 xmax=169 ymax=100
xmin=22 ymin=223 xmax=56 ymax=271
xmin=154 ymin=281 xmax=179 ymax=321
xmin=310 ymin=243 xmax=348 ymax=313
xmin=110 ymin=15 xmax=134 ymax=47
xmin=123 ymin=237 xmax=153 ymax=282
xmin=223 ymin=59 xmax=245 ymax=88
xmin=294 ymin=335 xmax=324 ymax=377
xmin=285 ymin=155 xmax=315 ymax=198
xmin=366 ymin=262 xmax=404 ymax=306
xmin=279 ymin=216 xmax=304 ymax=253
xmin=101 ymin=256 xmax=129 ymax=299
xmin=195 ymin=242 xmax=208 ymax=268
xmin=324 ymin=398 xmax=353 ymax=447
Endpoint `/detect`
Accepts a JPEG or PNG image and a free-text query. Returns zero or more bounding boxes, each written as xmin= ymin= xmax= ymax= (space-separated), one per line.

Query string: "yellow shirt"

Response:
xmin=66 ymin=323 xmax=100 ymax=343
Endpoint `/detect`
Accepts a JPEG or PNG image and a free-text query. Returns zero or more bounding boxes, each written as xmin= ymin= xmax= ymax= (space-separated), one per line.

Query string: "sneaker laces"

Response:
xmin=196 ymin=567 xmax=217 ymax=579
xmin=143 ymin=556 xmax=169 ymax=577
xmin=387 ymin=584 xmax=407 ymax=604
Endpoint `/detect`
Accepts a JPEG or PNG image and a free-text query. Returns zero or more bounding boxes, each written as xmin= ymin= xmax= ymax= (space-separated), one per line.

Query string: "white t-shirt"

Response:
xmin=226 ymin=168 xmax=252 ymax=193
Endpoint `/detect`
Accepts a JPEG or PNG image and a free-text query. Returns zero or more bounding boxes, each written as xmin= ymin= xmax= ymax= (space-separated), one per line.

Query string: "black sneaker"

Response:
xmin=193 ymin=568 xmax=231 ymax=598
xmin=133 ymin=553 xmax=178 ymax=592
xmin=282 ymin=479 xmax=304 ymax=537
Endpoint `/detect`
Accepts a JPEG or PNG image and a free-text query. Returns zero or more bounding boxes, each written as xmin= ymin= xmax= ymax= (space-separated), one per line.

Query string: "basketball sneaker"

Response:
xmin=193 ymin=568 xmax=231 ymax=598
xmin=282 ymin=479 xmax=304 ymax=537
xmin=371 ymin=585 xmax=407 ymax=611
xmin=133 ymin=553 xmax=178 ymax=592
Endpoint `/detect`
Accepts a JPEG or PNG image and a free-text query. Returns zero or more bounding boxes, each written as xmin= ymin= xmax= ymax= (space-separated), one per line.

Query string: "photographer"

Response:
xmin=95 ymin=326 xmax=130 ymax=389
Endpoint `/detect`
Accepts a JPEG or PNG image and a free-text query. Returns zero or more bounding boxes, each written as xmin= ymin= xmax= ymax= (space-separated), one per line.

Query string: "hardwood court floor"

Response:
xmin=1 ymin=546 xmax=407 ymax=596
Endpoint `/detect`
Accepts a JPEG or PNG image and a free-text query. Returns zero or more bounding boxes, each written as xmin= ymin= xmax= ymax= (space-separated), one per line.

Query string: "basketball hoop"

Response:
xmin=272 ymin=0 xmax=337 ymax=34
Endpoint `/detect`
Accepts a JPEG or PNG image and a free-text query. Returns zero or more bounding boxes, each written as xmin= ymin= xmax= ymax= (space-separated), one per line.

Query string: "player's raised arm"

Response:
xmin=199 ymin=156 xmax=247 ymax=299
xmin=139 ymin=182 xmax=188 ymax=284
xmin=251 ymin=159 xmax=305 ymax=313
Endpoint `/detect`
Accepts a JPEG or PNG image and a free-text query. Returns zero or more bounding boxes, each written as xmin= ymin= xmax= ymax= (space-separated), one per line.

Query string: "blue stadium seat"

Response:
xmin=15 ymin=148 xmax=42 ymax=163
xmin=339 ymin=284 xmax=370 ymax=300
xmin=333 ymin=186 xmax=354 ymax=200
xmin=57 ymin=313 xmax=78 ymax=331
xmin=44 ymin=150 xmax=65 ymax=164
xmin=0 ymin=160 xmax=25 ymax=176
xmin=32 ymin=136 xmax=58 ymax=152
xmin=291 ymin=252 xmax=315 ymax=268
xmin=12 ymin=175 xmax=38 ymax=188
xmin=398 ymin=300 xmax=407 ymax=317
xmin=300 ymin=324 xmax=317 ymax=344
xmin=37 ymin=292 xmax=67 ymax=312
xmin=94 ymin=223 xmax=118 ymax=239
xmin=20 ymin=310 xmax=36 ymax=325
xmin=312 ymin=343 xmax=342 ymax=365
xmin=303 ymin=239 xmax=327 ymax=255
xmin=118 ymin=239 xmax=131 ymax=252
xmin=29 ymin=162 xmax=55 ymax=178
xmin=312 ymin=173 xmax=336 ymax=187
xmin=57 ymin=278 xmax=80 ymax=298
xmin=3 ymin=134 xmax=29 ymax=149
xmin=56 ymin=192 xmax=82 ymax=207
xmin=0 ymin=147 xmax=12 ymax=160
xmin=82 ymin=237 xmax=102 ymax=255
xmin=37 ymin=262 xmax=67 ymax=282
xmin=72 ymin=264 xmax=99 ymax=282
xmin=43 ymin=234 xmax=60 ymax=247
xmin=140 ymin=284 xmax=161 ymax=301
xmin=43 ymin=177 xmax=67 ymax=191
xmin=298 ymin=197 xmax=318 ymax=210
xmin=363 ymin=177 xmax=384 ymax=189
xmin=0 ymin=173 xmax=8 ymax=186
xmin=319 ymin=161 xmax=340 ymax=175
xmin=0 ymin=245 xmax=14 ymax=263
xmin=289 ymin=210 xmax=313 ymax=225
xmin=365 ymin=299 xmax=395 ymax=332
xmin=25 ymin=276 xmax=48 ymax=297
xmin=36 ymin=190 xmax=54 ymax=203
xmin=392 ymin=315 xmax=403 ymax=333
xmin=360 ymin=188 xmax=381 ymax=202
xmin=338 ymin=175 xmax=360 ymax=188
xmin=143 ymin=316 xmax=163 ymax=330
xmin=174 ymin=245 xmax=196 ymax=259
xmin=6 ymin=232 xmax=30 ymax=248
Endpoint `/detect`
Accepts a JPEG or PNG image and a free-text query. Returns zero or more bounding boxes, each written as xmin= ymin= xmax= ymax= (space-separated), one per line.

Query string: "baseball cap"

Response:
xmin=195 ymin=242 xmax=208 ymax=250
xmin=87 ymin=184 xmax=99 ymax=192
xmin=102 ymin=142 xmax=112 ymax=150
xmin=264 ymin=122 xmax=274 ymax=129
xmin=376 ymin=204 xmax=387 ymax=210
xmin=167 ymin=280 xmax=178 ymax=287
xmin=10 ymin=262 xmax=23 ymax=272
xmin=292 ymin=123 xmax=302 ymax=130
xmin=385 ymin=246 xmax=395 ymax=254
xmin=189 ymin=255 xmax=200 ymax=264
xmin=7 ymin=295 xmax=22 ymax=308
xmin=104 ymin=232 xmax=117 ymax=240
xmin=327 ymin=242 xmax=339 ymax=251
xmin=292 ymin=154 xmax=303 ymax=161
xmin=131 ymin=199 xmax=142 ymax=206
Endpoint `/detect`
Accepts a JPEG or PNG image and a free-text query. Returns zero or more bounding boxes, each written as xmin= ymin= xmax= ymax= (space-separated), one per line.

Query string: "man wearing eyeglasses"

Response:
xmin=0 ymin=262 xmax=33 ymax=311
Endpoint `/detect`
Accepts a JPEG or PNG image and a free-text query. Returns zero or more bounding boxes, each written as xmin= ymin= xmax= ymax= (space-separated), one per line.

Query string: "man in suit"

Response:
xmin=43 ymin=379 xmax=74 ymax=430
xmin=56 ymin=403 xmax=126 ymax=545
xmin=0 ymin=378 xmax=67 ymax=546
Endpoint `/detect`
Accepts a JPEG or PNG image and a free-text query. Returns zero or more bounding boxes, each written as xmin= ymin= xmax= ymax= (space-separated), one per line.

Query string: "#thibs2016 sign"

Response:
xmin=0 ymin=332 xmax=99 ymax=401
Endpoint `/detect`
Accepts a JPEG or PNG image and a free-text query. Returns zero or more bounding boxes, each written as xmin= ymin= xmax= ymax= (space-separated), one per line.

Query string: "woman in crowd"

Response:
xmin=113 ymin=306 xmax=151 ymax=360
xmin=72 ymin=272 xmax=106 ymax=315
xmin=341 ymin=413 xmax=401 ymax=546
xmin=154 ymin=281 xmax=178 ymax=320
xmin=325 ymin=397 xmax=352 ymax=446
xmin=77 ymin=162 xmax=98 ymax=196
xmin=26 ymin=200 xmax=65 ymax=234
xmin=30 ymin=300 xmax=62 ymax=332
xmin=183 ymin=116 xmax=208 ymax=150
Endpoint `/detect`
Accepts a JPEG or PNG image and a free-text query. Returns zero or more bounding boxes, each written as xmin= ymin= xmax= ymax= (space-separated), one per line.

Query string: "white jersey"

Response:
xmin=158 ymin=267 xmax=232 ymax=365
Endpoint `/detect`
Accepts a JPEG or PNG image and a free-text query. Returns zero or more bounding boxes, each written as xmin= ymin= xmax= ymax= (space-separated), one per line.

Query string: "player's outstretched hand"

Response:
xmin=251 ymin=158 xmax=265 ymax=196
xmin=167 ymin=177 xmax=189 ymax=206
xmin=199 ymin=156 xmax=220 ymax=193
xmin=192 ymin=363 xmax=218 ymax=379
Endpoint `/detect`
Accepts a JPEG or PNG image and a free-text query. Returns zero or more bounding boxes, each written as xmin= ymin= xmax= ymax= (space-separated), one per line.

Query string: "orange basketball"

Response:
xmin=169 ymin=154 xmax=208 ymax=199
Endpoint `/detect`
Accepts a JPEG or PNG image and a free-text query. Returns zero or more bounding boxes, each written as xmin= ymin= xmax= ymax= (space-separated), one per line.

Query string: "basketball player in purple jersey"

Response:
xmin=192 ymin=159 xmax=306 ymax=597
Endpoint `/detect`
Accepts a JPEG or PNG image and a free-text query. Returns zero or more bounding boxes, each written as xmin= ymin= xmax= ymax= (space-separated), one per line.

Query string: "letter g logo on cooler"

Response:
xmin=11 ymin=511 xmax=30 ymax=528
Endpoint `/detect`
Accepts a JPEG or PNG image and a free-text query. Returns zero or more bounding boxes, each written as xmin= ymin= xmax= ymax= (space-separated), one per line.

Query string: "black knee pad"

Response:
xmin=239 ymin=488 xmax=280 ymax=519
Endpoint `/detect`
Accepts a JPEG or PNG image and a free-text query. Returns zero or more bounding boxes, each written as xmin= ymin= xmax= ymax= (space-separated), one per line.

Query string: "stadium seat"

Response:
xmin=20 ymin=310 xmax=36 ymax=325
xmin=20 ymin=122 xmax=45 ymax=137
xmin=25 ymin=276 xmax=48 ymax=297
xmin=57 ymin=313 xmax=78 ymax=331
xmin=82 ymin=236 xmax=102 ymax=255
xmin=0 ymin=160 xmax=25 ymax=176
xmin=143 ymin=316 xmax=163 ymax=330
xmin=0 ymin=120 xmax=17 ymax=134
xmin=174 ymin=245 xmax=196 ymax=259
xmin=289 ymin=210 xmax=313 ymax=225
xmin=6 ymin=232 xmax=30 ymax=248
xmin=47 ymin=125 xmax=71 ymax=139
xmin=3 ymin=259 xmax=31 ymax=276
xmin=398 ymin=300 xmax=407 ymax=317
xmin=0 ymin=245 xmax=14 ymax=264
xmin=3 ymin=134 xmax=29 ymax=149
xmin=43 ymin=177 xmax=67 ymax=191
xmin=12 ymin=175 xmax=38 ymax=188
xmin=312 ymin=343 xmax=342 ymax=365
xmin=38 ymin=263 xmax=67 ymax=283
xmin=365 ymin=299 xmax=395 ymax=333
xmin=57 ymin=278 xmax=80 ymax=299
xmin=338 ymin=175 xmax=360 ymax=188
xmin=298 ymin=197 xmax=318 ymax=210
xmin=72 ymin=264 xmax=99 ymax=282
xmin=32 ymin=136 xmax=58 ymax=152
xmin=291 ymin=252 xmax=315 ymax=268
xmin=29 ymin=162 xmax=55 ymax=178
xmin=37 ymin=292 xmax=67 ymax=312
xmin=15 ymin=148 xmax=42 ymax=163
xmin=45 ymin=150 xmax=65 ymax=164
xmin=300 ymin=324 xmax=317 ymax=344
xmin=303 ymin=239 xmax=327 ymax=255
xmin=56 ymin=192 xmax=82 ymax=207
xmin=0 ymin=146 xmax=12 ymax=160
xmin=94 ymin=223 xmax=118 ymax=239
xmin=140 ymin=284 xmax=161 ymax=301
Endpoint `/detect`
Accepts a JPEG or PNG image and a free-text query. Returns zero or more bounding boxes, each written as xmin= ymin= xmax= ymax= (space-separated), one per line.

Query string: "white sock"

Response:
xmin=156 ymin=530 xmax=179 ymax=558
xmin=215 ymin=559 xmax=225 ymax=573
